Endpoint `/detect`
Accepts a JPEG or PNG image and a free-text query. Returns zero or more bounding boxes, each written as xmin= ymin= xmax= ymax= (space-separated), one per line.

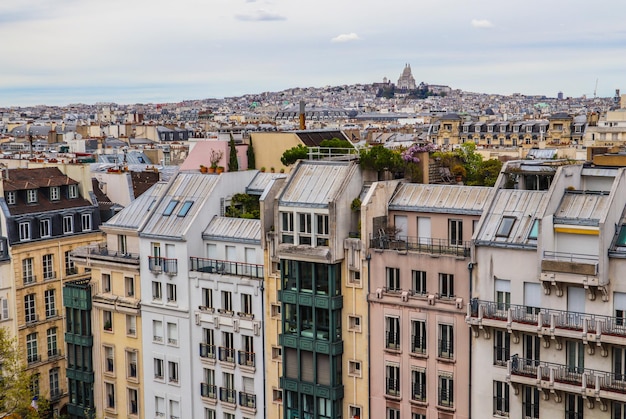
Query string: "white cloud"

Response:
xmin=331 ymin=33 xmax=360 ymax=43
xmin=235 ymin=9 xmax=286 ymax=21
xmin=471 ymin=19 xmax=493 ymax=29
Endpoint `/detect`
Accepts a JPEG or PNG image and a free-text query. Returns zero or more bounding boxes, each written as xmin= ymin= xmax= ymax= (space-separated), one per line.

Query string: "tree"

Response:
xmin=359 ymin=146 xmax=403 ymax=173
xmin=247 ymin=137 xmax=256 ymax=170
xmin=228 ymin=134 xmax=239 ymax=172
xmin=0 ymin=328 xmax=40 ymax=419
xmin=280 ymin=144 xmax=308 ymax=166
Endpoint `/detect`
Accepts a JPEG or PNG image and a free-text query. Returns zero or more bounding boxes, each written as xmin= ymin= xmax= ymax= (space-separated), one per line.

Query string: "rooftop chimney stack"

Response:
xmin=299 ymin=101 xmax=306 ymax=130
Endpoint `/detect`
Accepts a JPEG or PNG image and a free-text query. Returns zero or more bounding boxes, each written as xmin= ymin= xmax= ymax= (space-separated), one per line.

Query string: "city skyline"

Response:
xmin=1 ymin=0 xmax=624 ymax=107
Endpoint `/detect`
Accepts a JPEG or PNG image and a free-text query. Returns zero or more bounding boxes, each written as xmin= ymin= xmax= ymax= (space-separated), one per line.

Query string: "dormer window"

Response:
xmin=463 ymin=126 xmax=469 ymax=133
xmin=487 ymin=125 xmax=493 ymax=133
xmin=513 ymin=126 xmax=519 ymax=133
xmin=50 ymin=186 xmax=60 ymax=201
xmin=68 ymin=185 xmax=78 ymax=199
xmin=475 ymin=126 xmax=480 ymax=133
xmin=500 ymin=125 xmax=506 ymax=133
xmin=27 ymin=189 xmax=37 ymax=204
xmin=526 ymin=126 xmax=532 ymax=133
xmin=6 ymin=191 xmax=15 ymax=205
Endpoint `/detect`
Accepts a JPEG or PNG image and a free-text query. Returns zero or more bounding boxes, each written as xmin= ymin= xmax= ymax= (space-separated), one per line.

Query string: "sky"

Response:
xmin=1 ymin=0 xmax=625 ymax=107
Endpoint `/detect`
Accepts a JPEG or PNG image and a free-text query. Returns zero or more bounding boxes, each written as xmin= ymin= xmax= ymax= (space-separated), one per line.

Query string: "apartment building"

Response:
xmin=138 ymin=170 xmax=260 ymax=419
xmin=262 ymin=160 xmax=369 ymax=419
xmin=468 ymin=161 xmax=626 ymax=418
xmin=0 ymin=167 xmax=103 ymax=417
xmin=364 ymin=182 xmax=492 ymax=419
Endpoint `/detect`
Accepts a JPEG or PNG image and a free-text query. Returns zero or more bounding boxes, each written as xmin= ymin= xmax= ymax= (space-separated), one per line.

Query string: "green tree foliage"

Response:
xmin=280 ymin=144 xmax=308 ymax=166
xmin=228 ymin=134 xmax=239 ymax=172
xmin=247 ymin=137 xmax=256 ymax=170
xmin=359 ymin=146 xmax=403 ymax=173
xmin=225 ymin=193 xmax=260 ymax=219
xmin=319 ymin=138 xmax=352 ymax=150
xmin=0 ymin=328 xmax=41 ymax=419
xmin=434 ymin=142 xmax=503 ymax=186
xmin=471 ymin=158 xmax=503 ymax=187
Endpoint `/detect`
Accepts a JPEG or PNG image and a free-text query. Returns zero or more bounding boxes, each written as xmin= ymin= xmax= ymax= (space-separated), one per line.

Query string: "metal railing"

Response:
xmin=412 ymin=382 xmax=426 ymax=402
xmin=411 ymin=336 xmax=426 ymax=354
xmin=189 ymin=257 xmax=264 ymax=279
xmin=148 ymin=256 xmax=178 ymax=275
xmin=239 ymin=392 xmax=257 ymax=408
xmin=71 ymin=244 xmax=140 ymax=262
xmin=238 ymin=350 xmax=255 ymax=367
xmin=219 ymin=387 xmax=236 ymax=404
xmin=438 ymin=339 xmax=454 ymax=359
xmin=543 ymin=250 xmax=599 ymax=264
xmin=199 ymin=343 xmax=216 ymax=359
xmin=218 ymin=347 xmax=235 ymax=363
xmin=370 ymin=234 xmax=470 ymax=257
xmin=385 ymin=331 xmax=400 ymax=350
xmin=200 ymin=383 xmax=217 ymax=399
xmin=385 ymin=378 xmax=400 ymax=397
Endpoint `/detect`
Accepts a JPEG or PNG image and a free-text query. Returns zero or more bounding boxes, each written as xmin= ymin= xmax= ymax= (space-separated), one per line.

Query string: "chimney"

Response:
xmin=299 ymin=101 xmax=306 ymax=130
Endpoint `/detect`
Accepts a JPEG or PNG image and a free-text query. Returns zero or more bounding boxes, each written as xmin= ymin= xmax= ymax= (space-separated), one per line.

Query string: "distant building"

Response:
xmin=397 ymin=64 xmax=417 ymax=91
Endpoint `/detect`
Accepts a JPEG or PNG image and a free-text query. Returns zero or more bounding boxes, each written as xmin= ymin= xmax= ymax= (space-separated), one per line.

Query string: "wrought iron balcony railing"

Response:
xmin=199 ymin=343 xmax=216 ymax=359
xmin=370 ymin=234 xmax=470 ymax=257
xmin=148 ymin=256 xmax=178 ymax=275
xmin=189 ymin=257 xmax=264 ymax=279
xmin=238 ymin=350 xmax=255 ymax=367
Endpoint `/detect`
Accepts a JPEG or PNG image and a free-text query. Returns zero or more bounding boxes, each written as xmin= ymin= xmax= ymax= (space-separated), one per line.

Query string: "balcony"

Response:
xmin=43 ymin=272 xmax=57 ymax=281
xmin=23 ymin=275 xmax=37 ymax=286
xmin=148 ymin=256 xmax=178 ymax=275
xmin=541 ymin=251 xmax=601 ymax=292
xmin=218 ymin=347 xmax=235 ymax=363
xmin=189 ymin=257 xmax=264 ymax=279
xmin=219 ymin=387 xmax=237 ymax=404
xmin=199 ymin=343 xmax=216 ymax=359
xmin=50 ymin=388 xmax=63 ymax=402
xmin=27 ymin=354 xmax=41 ymax=366
xmin=238 ymin=350 xmax=255 ymax=368
xmin=239 ymin=391 xmax=257 ymax=409
xmin=370 ymin=234 xmax=470 ymax=258
xmin=71 ymin=244 xmax=140 ymax=265
xmin=411 ymin=336 xmax=426 ymax=356
xmin=200 ymin=383 xmax=217 ymax=399
xmin=508 ymin=355 xmax=626 ymax=403
xmin=48 ymin=348 xmax=63 ymax=361
xmin=46 ymin=309 xmax=59 ymax=320
xmin=467 ymin=299 xmax=626 ymax=347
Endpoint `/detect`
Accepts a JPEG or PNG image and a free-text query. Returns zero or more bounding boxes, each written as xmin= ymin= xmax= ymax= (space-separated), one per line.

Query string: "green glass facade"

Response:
xmin=279 ymin=260 xmax=343 ymax=419
xmin=63 ymin=279 xmax=95 ymax=419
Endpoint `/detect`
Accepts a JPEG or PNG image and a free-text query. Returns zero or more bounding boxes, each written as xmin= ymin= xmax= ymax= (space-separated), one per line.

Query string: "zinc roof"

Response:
xmin=477 ymin=189 xmax=548 ymax=245
xmin=104 ymin=182 xmax=167 ymax=230
xmin=389 ymin=183 xmax=493 ymax=215
xmin=279 ymin=161 xmax=356 ymax=207
xmin=246 ymin=172 xmax=284 ymax=195
xmin=140 ymin=172 xmax=220 ymax=239
xmin=554 ymin=191 xmax=610 ymax=225
xmin=203 ymin=216 xmax=261 ymax=243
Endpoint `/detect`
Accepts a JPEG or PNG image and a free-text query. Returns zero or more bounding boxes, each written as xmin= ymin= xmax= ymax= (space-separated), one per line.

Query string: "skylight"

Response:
xmin=528 ymin=219 xmax=539 ymax=240
xmin=495 ymin=216 xmax=516 ymax=238
xmin=617 ymin=225 xmax=626 ymax=247
xmin=177 ymin=201 xmax=194 ymax=217
xmin=163 ymin=200 xmax=179 ymax=216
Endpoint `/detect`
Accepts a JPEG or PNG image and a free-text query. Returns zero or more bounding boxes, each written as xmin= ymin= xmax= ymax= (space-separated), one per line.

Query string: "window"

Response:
xmin=23 ymin=258 xmax=35 ymax=284
xmin=221 ymin=291 xmax=232 ymax=312
xmin=166 ymin=283 xmax=177 ymax=303
xmin=438 ymin=323 xmax=454 ymax=359
xmin=27 ymin=189 xmax=37 ymax=203
xmin=19 ymin=221 xmax=31 ymax=241
xmin=153 ymin=320 xmax=163 ymax=342
xmin=496 ymin=216 xmax=516 ymax=238
xmin=565 ymin=392 xmax=583 ymax=419
xmin=528 ymin=219 xmax=540 ymax=240
xmin=125 ymin=276 xmax=135 ymax=297
xmin=439 ymin=273 xmax=454 ymax=298
xmin=202 ymin=288 xmax=213 ymax=309
xmin=0 ymin=298 xmax=9 ymax=320
xmin=271 ymin=346 xmax=282 ymax=361
xmin=494 ymin=329 xmax=510 ymax=366
xmin=26 ymin=332 xmax=38 ymax=363
xmin=495 ymin=279 xmax=511 ymax=310
xmin=281 ymin=212 xmax=294 ymax=243
xmin=118 ymin=234 xmax=128 ymax=254
xmin=412 ymin=367 xmax=426 ymax=402
xmin=24 ymin=294 xmax=36 ymax=323
xmin=493 ymin=380 xmax=509 ymax=416
xmin=386 ymin=267 xmax=400 ymax=292
xmin=65 ymin=251 xmax=76 ymax=275
xmin=177 ymin=201 xmax=193 ymax=217
xmin=221 ymin=331 xmax=235 ymax=362
xmin=6 ymin=191 xmax=15 ymax=205
xmin=205 ymin=408 xmax=216 ymax=419
xmin=348 ymin=315 xmax=361 ymax=332
xmin=127 ymin=315 xmax=137 ymax=336
xmin=387 ymin=408 xmax=400 ymax=419
xmin=103 ymin=310 xmax=112 ymax=331
xmin=152 ymin=281 xmax=162 ymax=301
xmin=411 ymin=319 xmax=426 ymax=354
xmin=128 ymin=388 xmax=139 ymax=415
xmin=316 ymin=214 xmax=329 ymax=245
xmin=154 ymin=358 xmax=164 ymax=379
xmin=105 ymin=382 xmax=115 ymax=409
xmin=68 ymin=184 xmax=78 ymax=198
xmin=168 ymin=361 xmax=179 ymax=383
xmin=167 ymin=322 xmax=178 ymax=345
xmin=385 ymin=316 xmax=400 ymax=350
xmin=270 ymin=303 xmax=281 ymax=318
xmin=63 ymin=215 xmax=73 ymax=233
xmin=448 ymin=219 xmax=463 ymax=245
xmin=30 ymin=374 xmax=40 ymax=397
xmin=163 ymin=200 xmax=179 ymax=216
xmin=298 ymin=213 xmax=312 ymax=245
xmin=614 ymin=401 xmax=626 ymax=419
xmin=412 ymin=270 xmax=426 ymax=294
xmin=385 ymin=363 xmax=400 ymax=396
xmin=127 ymin=350 xmax=138 ymax=378
xmin=412 ymin=414 xmax=426 ymax=419
xmin=81 ymin=213 xmax=91 ymax=231
xmin=42 ymin=254 xmax=54 ymax=280
xmin=102 ymin=273 xmax=111 ymax=292
xmin=241 ymin=293 xmax=252 ymax=315
xmin=40 ymin=219 xmax=51 ymax=238
xmin=104 ymin=346 xmax=114 ymax=373
xmin=438 ymin=372 xmax=454 ymax=408
xmin=523 ymin=386 xmax=540 ymax=419
xmin=44 ymin=289 xmax=56 ymax=318
xmin=348 ymin=360 xmax=361 ymax=377
xmin=50 ymin=186 xmax=60 ymax=201
xmin=45 ymin=327 xmax=58 ymax=359
xmin=524 ymin=334 xmax=541 ymax=364
xmin=49 ymin=368 xmax=60 ymax=398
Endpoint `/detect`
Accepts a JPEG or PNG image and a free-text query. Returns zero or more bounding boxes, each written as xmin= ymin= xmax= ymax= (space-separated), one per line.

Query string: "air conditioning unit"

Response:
xmin=428 ymin=295 xmax=435 ymax=305
xmin=401 ymin=291 xmax=410 ymax=302
xmin=455 ymin=297 xmax=463 ymax=309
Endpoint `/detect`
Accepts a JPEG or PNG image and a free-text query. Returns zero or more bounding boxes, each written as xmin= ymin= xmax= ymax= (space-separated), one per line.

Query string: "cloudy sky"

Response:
xmin=1 ymin=0 xmax=624 ymax=106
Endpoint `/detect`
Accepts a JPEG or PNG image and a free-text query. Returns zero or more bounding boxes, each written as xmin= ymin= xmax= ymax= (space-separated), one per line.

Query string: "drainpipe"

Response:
xmin=260 ymin=280 xmax=267 ymax=419
xmin=366 ymin=252 xmax=371 ymax=419
xmin=467 ymin=262 xmax=475 ymax=419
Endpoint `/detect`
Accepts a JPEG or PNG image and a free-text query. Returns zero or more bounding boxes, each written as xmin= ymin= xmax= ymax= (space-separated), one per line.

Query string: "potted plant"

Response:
xmin=200 ymin=164 xmax=208 ymax=173
xmin=210 ymin=149 xmax=223 ymax=172
xmin=451 ymin=164 xmax=466 ymax=181
xmin=216 ymin=166 xmax=225 ymax=174
xmin=260 ymin=167 xmax=266 ymax=172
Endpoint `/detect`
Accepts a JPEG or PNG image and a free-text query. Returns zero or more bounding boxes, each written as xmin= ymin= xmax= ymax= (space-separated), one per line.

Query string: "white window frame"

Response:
xmin=6 ymin=191 xmax=15 ymax=205
xmin=50 ymin=186 xmax=60 ymax=201
xmin=19 ymin=221 xmax=31 ymax=241
xmin=63 ymin=215 xmax=73 ymax=234
xmin=39 ymin=219 xmax=51 ymax=238
xmin=27 ymin=189 xmax=37 ymax=203
xmin=68 ymin=184 xmax=78 ymax=198
xmin=81 ymin=213 xmax=92 ymax=231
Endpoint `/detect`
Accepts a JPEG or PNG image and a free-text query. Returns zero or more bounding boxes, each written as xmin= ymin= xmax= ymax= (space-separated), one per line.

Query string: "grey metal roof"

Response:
xmin=202 ymin=216 xmax=260 ymax=243
xmin=140 ymin=172 xmax=221 ymax=239
xmin=104 ymin=182 xmax=167 ymax=230
xmin=279 ymin=160 xmax=356 ymax=207
xmin=476 ymin=189 xmax=548 ymax=245
xmin=389 ymin=183 xmax=493 ymax=215
xmin=246 ymin=172 xmax=284 ymax=195
xmin=526 ymin=149 xmax=558 ymax=159
xmin=553 ymin=191 xmax=610 ymax=225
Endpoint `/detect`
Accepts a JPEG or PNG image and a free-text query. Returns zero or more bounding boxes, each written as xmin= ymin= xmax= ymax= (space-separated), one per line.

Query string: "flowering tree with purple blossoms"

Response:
xmin=401 ymin=143 xmax=436 ymax=163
